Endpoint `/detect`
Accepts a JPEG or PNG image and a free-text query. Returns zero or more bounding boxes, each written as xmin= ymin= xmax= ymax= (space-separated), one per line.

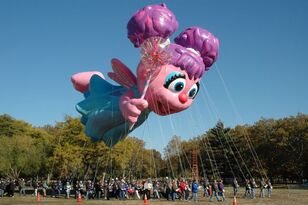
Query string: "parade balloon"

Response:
xmin=71 ymin=4 xmax=219 ymax=147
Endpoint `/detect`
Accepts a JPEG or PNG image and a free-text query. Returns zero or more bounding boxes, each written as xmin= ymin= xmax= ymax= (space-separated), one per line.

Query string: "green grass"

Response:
xmin=1 ymin=188 xmax=308 ymax=205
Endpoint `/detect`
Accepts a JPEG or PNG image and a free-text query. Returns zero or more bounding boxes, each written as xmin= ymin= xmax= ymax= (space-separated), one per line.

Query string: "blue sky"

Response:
xmin=0 ymin=0 xmax=307 ymax=152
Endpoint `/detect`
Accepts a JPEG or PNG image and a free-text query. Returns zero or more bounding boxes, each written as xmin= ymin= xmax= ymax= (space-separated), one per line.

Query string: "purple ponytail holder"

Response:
xmin=127 ymin=4 xmax=179 ymax=48
xmin=174 ymin=27 xmax=219 ymax=70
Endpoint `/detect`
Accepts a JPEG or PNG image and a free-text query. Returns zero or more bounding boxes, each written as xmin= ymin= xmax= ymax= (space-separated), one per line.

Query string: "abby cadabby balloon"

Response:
xmin=71 ymin=4 xmax=219 ymax=147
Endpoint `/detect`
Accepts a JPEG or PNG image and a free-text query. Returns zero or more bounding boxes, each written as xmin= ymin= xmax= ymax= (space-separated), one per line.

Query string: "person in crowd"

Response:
xmin=171 ymin=179 xmax=178 ymax=201
xmin=32 ymin=179 xmax=38 ymax=197
xmin=143 ymin=178 xmax=152 ymax=200
xmin=184 ymin=180 xmax=191 ymax=201
xmin=165 ymin=177 xmax=172 ymax=200
xmin=267 ymin=179 xmax=272 ymax=197
xmin=94 ymin=181 xmax=102 ymax=199
xmin=119 ymin=178 xmax=126 ymax=200
xmin=51 ymin=180 xmax=57 ymax=197
xmin=85 ymin=180 xmax=94 ymax=200
xmin=74 ymin=180 xmax=78 ymax=199
xmin=179 ymin=178 xmax=186 ymax=200
xmin=8 ymin=179 xmax=16 ymax=197
xmin=203 ymin=177 xmax=210 ymax=197
xmin=78 ymin=180 xmax=85 ymax=198
xmin=19 ymin=178 xmax=26 ymax=196
xmin=260 ymin=178 xmax=266 ymax=198
xmin=107 ymin=179 xmax=113 ymax=200
xmin=251 ymin=178 xmax=257 ymax=199
xmin=0 ymin=179 xmax=5 ymax=197
xmin=208 ymin=184 xmax=213 ymax=200
xmin=245 ymin=179 xmax=252 ymax=198
xmin=210 ymin=180 xmax=220 ymax=202
xmin=42 ymin=180 xmax=48 ymax=197
xmin=56 ymin=179 xmax=62 ymax=198
xmin=191 ymin=179 xmax=199 ymax=203
xmin=137 ymin=180 xmax=143 ymax=199
xmin=124 ymin=179 xmax=129 ymax=199
xmin=127 ymin=182 xmax=135 ymax=199
xmin=153 ymin=179 xmax=160 ymax=199
xmin=115 ymin=178 xmax=120 ymax=199
xmin=218 ymin=179 xmax=226 ymax=201
xmin=136 ymin=180 xmax=143 ymax=199
xmin=103 ymin=180 xmax=108 ymax=199
xmin=111 ymin=178 xmax=117 ymax=199
xmin=101 ymin=180 xmax=105 ymax=199
xmin=64 ymin=181 xmax=71 ymax=198
xmin=232 ymin=177 xmax=239 ymax=197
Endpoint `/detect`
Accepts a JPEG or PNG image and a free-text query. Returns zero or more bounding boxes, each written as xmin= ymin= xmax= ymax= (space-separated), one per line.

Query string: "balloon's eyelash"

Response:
xmin=163 ymin=74 xmax=186 ymax=88
xmin=196 ymin=82 xmax=200 ymax=91
xmin=191 ymin=82 xmax=200 ymax=99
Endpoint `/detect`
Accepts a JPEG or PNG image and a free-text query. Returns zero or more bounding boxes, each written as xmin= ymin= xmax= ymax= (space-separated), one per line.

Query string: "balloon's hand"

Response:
xmin=120 ymin=91 xmax=148 ymax=124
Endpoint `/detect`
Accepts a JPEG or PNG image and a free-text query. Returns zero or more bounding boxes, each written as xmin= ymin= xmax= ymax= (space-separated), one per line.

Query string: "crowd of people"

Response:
xmin=200 ymin=177 xmax=272 ymax=202
xmin=0 ymin=176 xmax=273 ymax=202
xmin=242 ymin=178 xmax=273 ymax=199
xmin=0 ymin=177 xmax=198 ymax=201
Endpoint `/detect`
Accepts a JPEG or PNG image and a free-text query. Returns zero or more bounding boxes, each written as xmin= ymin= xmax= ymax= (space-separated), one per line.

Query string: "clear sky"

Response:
xmin=1 ymin=0 xmax=307 ymax=152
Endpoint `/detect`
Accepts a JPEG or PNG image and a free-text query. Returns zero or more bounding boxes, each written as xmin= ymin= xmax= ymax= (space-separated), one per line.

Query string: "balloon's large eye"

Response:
xmin=188 ymin=83 xmax=199 ymax=99
xmin=164 ymin=72 xmax=186 ymax=93
xmin=168 ymin=78 xmax=186 ymax=93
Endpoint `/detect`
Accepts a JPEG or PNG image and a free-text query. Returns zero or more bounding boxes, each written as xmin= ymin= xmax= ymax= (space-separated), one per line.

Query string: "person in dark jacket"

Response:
xmin=203 ymin=178 xmax=210 ymax=197
xmin=9 ymin=179 xmax=16 ymax=197
xmin=56 ymin=180 xmax=62 ymax=198
xmin=210 ymin=180 xmax=220 ymax=202
xmin=245 ymin=179 xmax=252 ymax=198
xmin=165 ymin=178 xmax=172 ymax=200
xmin=94 ymin=181 xmax=102 ymax=199
xmin=232 ymin=178 xmax=239 ymax=197
xmin=218 ymin=179 xmax=225 ymax=201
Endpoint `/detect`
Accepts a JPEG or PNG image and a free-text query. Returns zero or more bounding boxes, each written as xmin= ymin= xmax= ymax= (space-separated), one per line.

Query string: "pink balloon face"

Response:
xmin=140 ymin=64 xmax=200 ymax=116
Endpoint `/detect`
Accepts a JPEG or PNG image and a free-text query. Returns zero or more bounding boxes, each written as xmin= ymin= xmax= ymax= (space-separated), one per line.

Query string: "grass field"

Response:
xmin=1 ymin=188 xmax=308 ymax=205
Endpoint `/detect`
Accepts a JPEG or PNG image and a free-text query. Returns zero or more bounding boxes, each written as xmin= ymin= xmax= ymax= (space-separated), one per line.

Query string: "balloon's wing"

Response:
xmin=108 ymin=58 xmax=137 ymax=89
xmin=76 ymin=74 xmax=124 ymax=116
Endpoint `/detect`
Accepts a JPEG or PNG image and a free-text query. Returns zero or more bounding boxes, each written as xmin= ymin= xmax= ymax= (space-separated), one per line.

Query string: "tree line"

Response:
xmin=0 ymin=113 xmax=307 ymax=183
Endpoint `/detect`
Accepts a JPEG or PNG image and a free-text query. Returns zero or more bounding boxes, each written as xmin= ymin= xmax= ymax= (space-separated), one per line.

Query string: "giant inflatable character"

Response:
xmin=71 ymin=4 xmax=219 ymax=147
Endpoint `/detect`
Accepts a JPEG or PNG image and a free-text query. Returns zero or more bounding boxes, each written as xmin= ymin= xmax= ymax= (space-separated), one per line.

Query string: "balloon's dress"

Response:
xmin=76 ymin=75 xmax=150 ymax=147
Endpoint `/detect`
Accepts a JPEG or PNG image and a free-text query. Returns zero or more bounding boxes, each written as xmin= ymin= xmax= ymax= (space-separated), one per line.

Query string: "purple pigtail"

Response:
xmin=174 ymin=27 xmax=219 ymax=71
xmin=127 ymin=4 xmax=179 ymax=48
xmin=167 ymin=44 xmax=205 ymax=79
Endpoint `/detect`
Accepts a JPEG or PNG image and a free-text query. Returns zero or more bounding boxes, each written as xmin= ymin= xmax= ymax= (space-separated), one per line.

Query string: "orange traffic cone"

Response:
xmin=233 ymin=196 xmax=238 ymax=205
xmin=144 ymin=194 xmax=148 ymax=204
xmin=77 ymin=193 xmax=82 ymax=203
xmin=36 ymin=192 xmax=41 ymax=202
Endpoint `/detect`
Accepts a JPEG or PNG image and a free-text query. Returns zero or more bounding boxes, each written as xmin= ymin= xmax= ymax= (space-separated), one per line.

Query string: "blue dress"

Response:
xmin=76 ymin=75 xmax=150 ymax=147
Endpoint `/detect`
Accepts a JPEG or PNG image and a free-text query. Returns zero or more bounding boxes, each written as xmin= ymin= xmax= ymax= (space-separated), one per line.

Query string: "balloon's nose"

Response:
xmin=179 ymin=93 xmax=188 ymax=104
